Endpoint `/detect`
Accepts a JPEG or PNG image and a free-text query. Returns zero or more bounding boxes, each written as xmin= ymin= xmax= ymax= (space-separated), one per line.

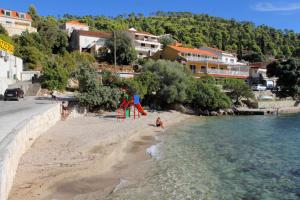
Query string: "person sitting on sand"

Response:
xmin=156 ymin=117 xmax=164 ymax=128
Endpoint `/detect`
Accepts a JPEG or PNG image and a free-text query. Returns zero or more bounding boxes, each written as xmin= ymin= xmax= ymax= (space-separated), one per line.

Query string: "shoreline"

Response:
xmin=8 ymin=110 xmax=191 ymax=200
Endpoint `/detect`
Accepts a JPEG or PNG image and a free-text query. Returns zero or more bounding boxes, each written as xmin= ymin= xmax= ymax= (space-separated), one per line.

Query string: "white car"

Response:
xmin=251 ymin=84 xmax=267 ymax=91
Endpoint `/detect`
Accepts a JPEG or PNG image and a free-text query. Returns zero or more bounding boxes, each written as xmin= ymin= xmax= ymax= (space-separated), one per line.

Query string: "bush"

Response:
xmin=41 ymin=61 xmax=69 ymax=90
xmin=75 ymin=64 xmax=124 ymax=111
xmin=189 ymin=80 xmax=231 ymax=111
xmin=141 ymin=60 xmax=191 ymax=107
xmin=104 ymin=31 xmax=137 ymax=65
xmin=221 ymin=78 xmax=254 ymax=105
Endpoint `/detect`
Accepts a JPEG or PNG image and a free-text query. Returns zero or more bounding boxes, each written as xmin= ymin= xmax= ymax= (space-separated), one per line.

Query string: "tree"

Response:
xmin=267 ymin=59 xmax=300 ymax=97
xmin=41 ymin=61 xmax=69 ymax=90
xmin=55 ymin=51 xmax=96 ymax=73
xmin=222 ymin=78 xmax=255 ymax=105
xmin=141 ymin=60 xmax=191 ymax=107
xmin=0 ymin=24 xmax=7 ymax=35
xmin=28 ymin=5 xmax=40 ymax=28
xmin=159 ymin=35 xmax=176 ymax=48
xmin=104 ymin=31 xmax=137 ymax=65
xmin=75 ymin=64 xmax=124 ymax=111
xmin=189 ymin=80 xmax=231 ymax=111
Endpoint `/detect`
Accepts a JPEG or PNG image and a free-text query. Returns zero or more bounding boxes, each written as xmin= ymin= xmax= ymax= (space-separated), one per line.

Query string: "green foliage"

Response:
xmin=63 ymin=12 xmax=300 ymax=59
xmin=104 ymin=31 xmax=137 ymax=65
xmin=0 ymin=34 xmax=14 ymax=45
xmin=141 ymin=60 xmax=191 ymax=106
xmin=41 ymin=61 xmax=69 ymax=90
xmin=55 ymin=51 xmax=96 ymax=73
xmin=75 ymin=64 xmax=124 ymax=111
xmin=189 ymin=80 xmax=231 ymax=111
xmin=242 ymin=52 xmax=266 ymax=63
xmin=0 ymin=24 xmax=8 ymax=35
xmin=124 ymin=60 xmax=231 ymax=111
xmin=160 ymin=35 xmax=176 ymax=48
xmin=222 ymin=78 xmax=255 ymax=104
xmin=267 ymin=59 xmax=300 ymax=97
xmin=28 ymin=5 xmax=40 ymax=28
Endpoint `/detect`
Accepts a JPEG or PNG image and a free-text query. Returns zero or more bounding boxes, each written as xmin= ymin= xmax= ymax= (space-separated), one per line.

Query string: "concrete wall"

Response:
xmin=0 ymin=104 xmax=61 ymax=200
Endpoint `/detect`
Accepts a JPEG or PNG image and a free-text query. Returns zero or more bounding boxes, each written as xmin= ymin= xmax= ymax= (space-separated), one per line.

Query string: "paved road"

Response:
xmin=0 ymin=97 xmax=59 ymax=145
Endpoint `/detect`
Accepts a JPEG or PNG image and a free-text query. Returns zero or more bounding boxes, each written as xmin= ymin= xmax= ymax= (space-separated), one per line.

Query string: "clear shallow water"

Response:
xmin=107 ymin=115 xmax=300 ymax=200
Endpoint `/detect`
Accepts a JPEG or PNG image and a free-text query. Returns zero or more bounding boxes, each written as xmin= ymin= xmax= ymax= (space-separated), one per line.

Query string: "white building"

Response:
xmin=128 ymin=28 xmax=162 ymax=58
xmin=0 ymin=51 xmax=23 ymax=95
xmin=200 ymin=47 xmax=246 ymax=66
xmin=60 ymin=20 xmax=89 ymax=36
xmin=250 ymin=62 xmax=277 ymax=88
xmin=0 ymin=8 xmax=37 ymax=36
xmin=69 ymin=30 xmax=111 ymax=55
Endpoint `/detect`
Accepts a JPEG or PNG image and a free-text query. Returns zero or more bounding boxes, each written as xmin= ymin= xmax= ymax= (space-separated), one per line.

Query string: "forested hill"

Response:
xmin=62 ymin=12 xmax=300 ymax=60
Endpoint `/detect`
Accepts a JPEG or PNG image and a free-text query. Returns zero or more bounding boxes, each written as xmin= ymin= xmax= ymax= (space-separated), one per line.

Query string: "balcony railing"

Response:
xmin=135 ymin=46 xmax=161 ymax=52
xmin=185 ymin=56 xmax=219 ymax=63
xmin=196 ymin=68 xmax=249 ymax=77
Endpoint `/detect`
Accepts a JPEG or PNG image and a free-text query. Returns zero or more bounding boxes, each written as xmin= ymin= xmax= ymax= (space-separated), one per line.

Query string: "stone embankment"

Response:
xmin=0 ymin=103 xmax=61 ymax=200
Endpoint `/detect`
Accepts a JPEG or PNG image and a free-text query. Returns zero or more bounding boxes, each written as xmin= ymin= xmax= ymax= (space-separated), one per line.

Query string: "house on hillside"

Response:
xmin=249 ymin=61 xmax=277 ymax=88
xmin=0 ymin=8 xmax=37 ymax=36
xmin=152 ymin=43 xmax=250 ymax=79
xmin=60 ymin=20 xmax=89 ymax=36
xmin=127 ymin=28 xmax=162 ymax=58
xmin=69 ymin=30 xmax=111 ymax=55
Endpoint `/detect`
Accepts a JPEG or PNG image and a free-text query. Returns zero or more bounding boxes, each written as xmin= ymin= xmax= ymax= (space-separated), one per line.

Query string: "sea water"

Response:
xmin=106 ymin=115 xmax=300 ymax=200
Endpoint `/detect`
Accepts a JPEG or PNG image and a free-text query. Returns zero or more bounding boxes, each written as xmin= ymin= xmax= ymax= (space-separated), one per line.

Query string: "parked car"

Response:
xmin=4 ymin=88 xmax=24 ymax=101
xmin=251 ymin=84 xmax=267 ymax=91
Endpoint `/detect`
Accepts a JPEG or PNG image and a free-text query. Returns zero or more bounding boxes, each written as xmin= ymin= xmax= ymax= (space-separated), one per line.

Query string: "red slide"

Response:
xmin=135 ymin=103 xmax=147 ymax=116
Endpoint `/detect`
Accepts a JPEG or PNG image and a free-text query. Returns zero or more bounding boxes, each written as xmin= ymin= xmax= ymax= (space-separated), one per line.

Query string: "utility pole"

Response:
xmin=114 ymin=31 xmax=117 ymax=68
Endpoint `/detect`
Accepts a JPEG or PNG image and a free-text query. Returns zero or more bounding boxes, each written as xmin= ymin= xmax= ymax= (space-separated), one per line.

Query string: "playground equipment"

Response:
xmin=117 ymin=95 xmax=147 ymax=121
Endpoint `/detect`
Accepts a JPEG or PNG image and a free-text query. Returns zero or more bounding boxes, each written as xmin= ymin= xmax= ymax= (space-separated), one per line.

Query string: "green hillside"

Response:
xmin=62 ymin=11 xmax=300 ymax=60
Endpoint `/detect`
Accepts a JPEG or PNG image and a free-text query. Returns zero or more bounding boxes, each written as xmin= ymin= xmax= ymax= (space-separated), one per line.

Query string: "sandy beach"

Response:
xmin=8 ymin=110 xmax=190 ymax=200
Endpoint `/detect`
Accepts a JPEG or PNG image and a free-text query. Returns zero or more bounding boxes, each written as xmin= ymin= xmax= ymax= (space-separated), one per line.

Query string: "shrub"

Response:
xmin=41 ymin=61 xmax=69 ymax=90
xmin=75 ymin=64 xmax=124 ymax=111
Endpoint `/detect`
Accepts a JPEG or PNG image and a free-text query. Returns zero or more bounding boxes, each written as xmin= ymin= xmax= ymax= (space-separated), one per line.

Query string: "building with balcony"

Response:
xmin=0 ymin=8 xmax=37 ymax=36
xmin=60 ymin=20 xmax=89 ymax=36
xmin=127 ymin=28 xmax=162 ymax=58
xmin=152 ymin=44 xmax=250 ymax=79
xmin=69 ymin=30 xmax=111 ymax=55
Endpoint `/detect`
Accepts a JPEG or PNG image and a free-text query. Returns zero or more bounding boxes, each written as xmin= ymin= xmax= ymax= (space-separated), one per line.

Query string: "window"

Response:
xmin=5 ymin=10 xmax=11 ymax=16
xmin=141 ymin=43 xmax=146 ymax=47
xmin=6 ymin=21 xmax=12 ymax=24
xmin=230 ymin=59 xmax=234 ymax=63
xmin=190 ymin=65 xmax=196 ymax=74
xmin=19 ymin=13 xmax=25 ymax=19
xmin=151 ymin=44 xmax=155 ymax=48
xmin=144 ymin=36 xmax=149 ymax=41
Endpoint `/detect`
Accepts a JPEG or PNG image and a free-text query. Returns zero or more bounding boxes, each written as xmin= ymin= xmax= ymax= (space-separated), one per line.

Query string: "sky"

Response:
xmin=1 ymin=0 xmax=300 ymax=32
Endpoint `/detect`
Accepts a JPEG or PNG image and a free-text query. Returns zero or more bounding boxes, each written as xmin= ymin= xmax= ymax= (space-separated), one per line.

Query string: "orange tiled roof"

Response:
xmin=0 ymin=8 xmax=32 ymax=21
xmin=169 ymin=45 xmax=218 ymax=58
xmin=66 ymin=20 xmax=88 ymax=26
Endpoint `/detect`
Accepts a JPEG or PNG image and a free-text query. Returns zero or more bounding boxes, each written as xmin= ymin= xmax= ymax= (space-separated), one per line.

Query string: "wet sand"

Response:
xmin=8 ymin=111 xmax=190 ymax=200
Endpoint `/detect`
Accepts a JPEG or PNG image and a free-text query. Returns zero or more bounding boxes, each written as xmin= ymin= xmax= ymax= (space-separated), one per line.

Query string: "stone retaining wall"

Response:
xmin=0 ymin=104 xmax=61 ymax=200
